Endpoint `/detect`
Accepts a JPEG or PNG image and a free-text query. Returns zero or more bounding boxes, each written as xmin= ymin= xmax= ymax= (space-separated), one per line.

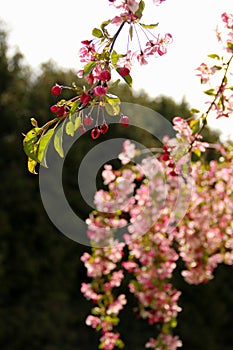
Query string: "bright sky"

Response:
xmin=0 ymin=0 xmax=233 ymax=139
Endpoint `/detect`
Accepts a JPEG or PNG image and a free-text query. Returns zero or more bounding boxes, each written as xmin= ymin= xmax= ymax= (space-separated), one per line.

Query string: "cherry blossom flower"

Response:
xmin=107 ymin=294 xmax=127 ymax=315
xmin=196 ymin=62 xmax=216 ymax=84
xmin=100 ymin=332 xmax=121 ymax=350
xmin=86 ymin=315 xmax=101 ymax=329
xmin=145 ymin=334 xmax=182 ymax=349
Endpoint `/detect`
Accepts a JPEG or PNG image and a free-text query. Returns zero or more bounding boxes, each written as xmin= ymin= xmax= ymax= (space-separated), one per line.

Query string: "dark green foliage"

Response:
xmin=0 ymin=23 xmax=232 ymax=350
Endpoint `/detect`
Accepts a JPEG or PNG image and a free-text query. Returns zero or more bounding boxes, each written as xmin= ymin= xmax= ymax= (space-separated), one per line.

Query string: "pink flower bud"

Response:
xmin=93 ymin=86 xmax=108 ymax=96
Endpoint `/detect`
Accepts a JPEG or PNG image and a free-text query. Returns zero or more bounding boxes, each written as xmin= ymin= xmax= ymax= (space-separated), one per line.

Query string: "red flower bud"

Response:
xmin=91 ymin=127 xmax=101 ymax=140
xmin=80 ymin=93 xmax=91 ymax=105
xmin=98 ymin=70 xmax=111 ymax=82
xmin=120 ymin=115 xmax=129 ymax=127
xmin=100 ymin=123 xmax=109 ymax=134
xmin=50 ymin=104 xmax=59 ymax=113
xmin=83 ymin=116 xmax=93 ymax=126
xmin=120 ymin=67 xmax=130 ymax=77
xmin=57 ymin=105 xmax=66 ymax=117
xmin=51 ymin=84 xmax=62 ymax=96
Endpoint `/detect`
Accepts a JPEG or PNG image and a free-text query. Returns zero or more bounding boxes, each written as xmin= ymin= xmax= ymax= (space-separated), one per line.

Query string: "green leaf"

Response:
xmin=28 ymin=157 xmax=38 ymax=174
xmin=105 ymin=94 xmax=121 ymax=116
xmin=140 ymin=23 xmax=159 ymax=29
xmin=69 ymin=100 xmax=80 ymax=119
xmin=83 ymin=61 xmax=98 ymax=76
xmin=189 ymin=108 xmax=200 ymax=114
xmin=204 ymin=88 xmax=215 ymax=96
xmin=115 ymin=339 xmax=124 ymax=349
xmin=170 ymin=317 xmax=178 ymax=328
xmin=214 ymin=65 xmax=222 ymax=71
xmin=111 ymin=50 xmax=123 ymax=67
xmin=105 ymin=103 xmax=116 ymax=116
xmin=135 ymin=0 xmax=145 ymax=19
xmin=101 ymin=19 xmax=110 ymax=29
xmin=74 ymin=116 xmax=81 ymax=130
xmin=54 ymin=122 xmax=65 ymax=158
xmin=208 ymin=53 xmax=220 ymax=60
xmin=227 ymin=42 xmax=233 ymax=51
xmin=116 ymin=68 xmax=133 ymax=87
xmin=92 ymin=28 xmax=103 ymax=38
xmin=193 ymin=148 xmax=201 ymax=158
xmin=190 ymin=119 xmax=200 ymax=134
xmin=66 ymin=121 xmax=75 ymax=136
xmin=23 ymin=127 xmax=41 ymax=162
xmin=37 ymin=129 xmax=55 ymax=167
xmin=228 ymin=86 xmax=233 ymax=91
xmin=100 ymin=19 xmax=110 ymax=36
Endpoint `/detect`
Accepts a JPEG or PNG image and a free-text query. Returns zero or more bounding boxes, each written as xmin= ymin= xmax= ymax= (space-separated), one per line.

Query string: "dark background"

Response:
xmin=1 ymin=22 xmax=233 ymax=350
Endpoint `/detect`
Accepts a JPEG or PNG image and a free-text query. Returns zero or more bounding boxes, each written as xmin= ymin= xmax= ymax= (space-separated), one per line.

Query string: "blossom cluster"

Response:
xmin=80 ymin=115 xmax=214 ymax=350
xmin=195 ymin=12 xmax=233 ymax=120
xmin=177 ymin=144 xmax=233 ymax=284
xmin=81 ymin=241 xmax=126 ymax=349
xmin=81 ymin=133 xmax=233 ymax=349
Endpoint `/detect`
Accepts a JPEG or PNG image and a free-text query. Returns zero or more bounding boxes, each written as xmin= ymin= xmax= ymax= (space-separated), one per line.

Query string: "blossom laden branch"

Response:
xmin=180 ymin=12 xmax=233 ymax=155
xmin=22 ymin=0 xmax=172 ymax=173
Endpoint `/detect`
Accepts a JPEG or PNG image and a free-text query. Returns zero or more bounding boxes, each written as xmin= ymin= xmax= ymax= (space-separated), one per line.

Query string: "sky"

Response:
xmin=0 ymin=0 xmax=233 ymax=139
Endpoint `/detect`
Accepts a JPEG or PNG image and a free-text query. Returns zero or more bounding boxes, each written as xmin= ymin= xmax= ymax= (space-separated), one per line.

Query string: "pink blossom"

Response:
xmin=81 ymin=283 xmax=101 ymax=302
xmin=86 ymin=315 xmax=101 ymax=328
xmin=136 ymin=52 xmax=148 ymax=65
xmin=146 ymin=334 xmax=182 ymax=349
xmin=104 ymin=270 xmax=124 ymax=290
xmin=103 ymin=242 xmax=125 ymax=262
xmin=102 ymin=165 xmax=116 ymax=185
xmin=153 ymin=0 xmax=166 ymax=5
xmin=111 ymin=15 xmax=123 ymax=25
xmin=157 ymin=33 xmax=173 ymax=56
xmin=79 ymin=42 xmax=96 ymax=63
xmin=118 ymin=140 xmax=136 ymax=164
xmin=100 ymin=332 xmax=121 ymax=350
xmin=116 ymin=50 xmax=134 ymax=70
xmin=122 ymin=260 xmax=138 ymax=272
xmin=127 ymin=0 xmax=140 ymax=13
xmin=196 ymin=63 xmax=216 ymax=84
xmin=222 ymin=12 xmax=233 ymax=29
xmin=107 ymin=294 xmax=127 ymax=315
